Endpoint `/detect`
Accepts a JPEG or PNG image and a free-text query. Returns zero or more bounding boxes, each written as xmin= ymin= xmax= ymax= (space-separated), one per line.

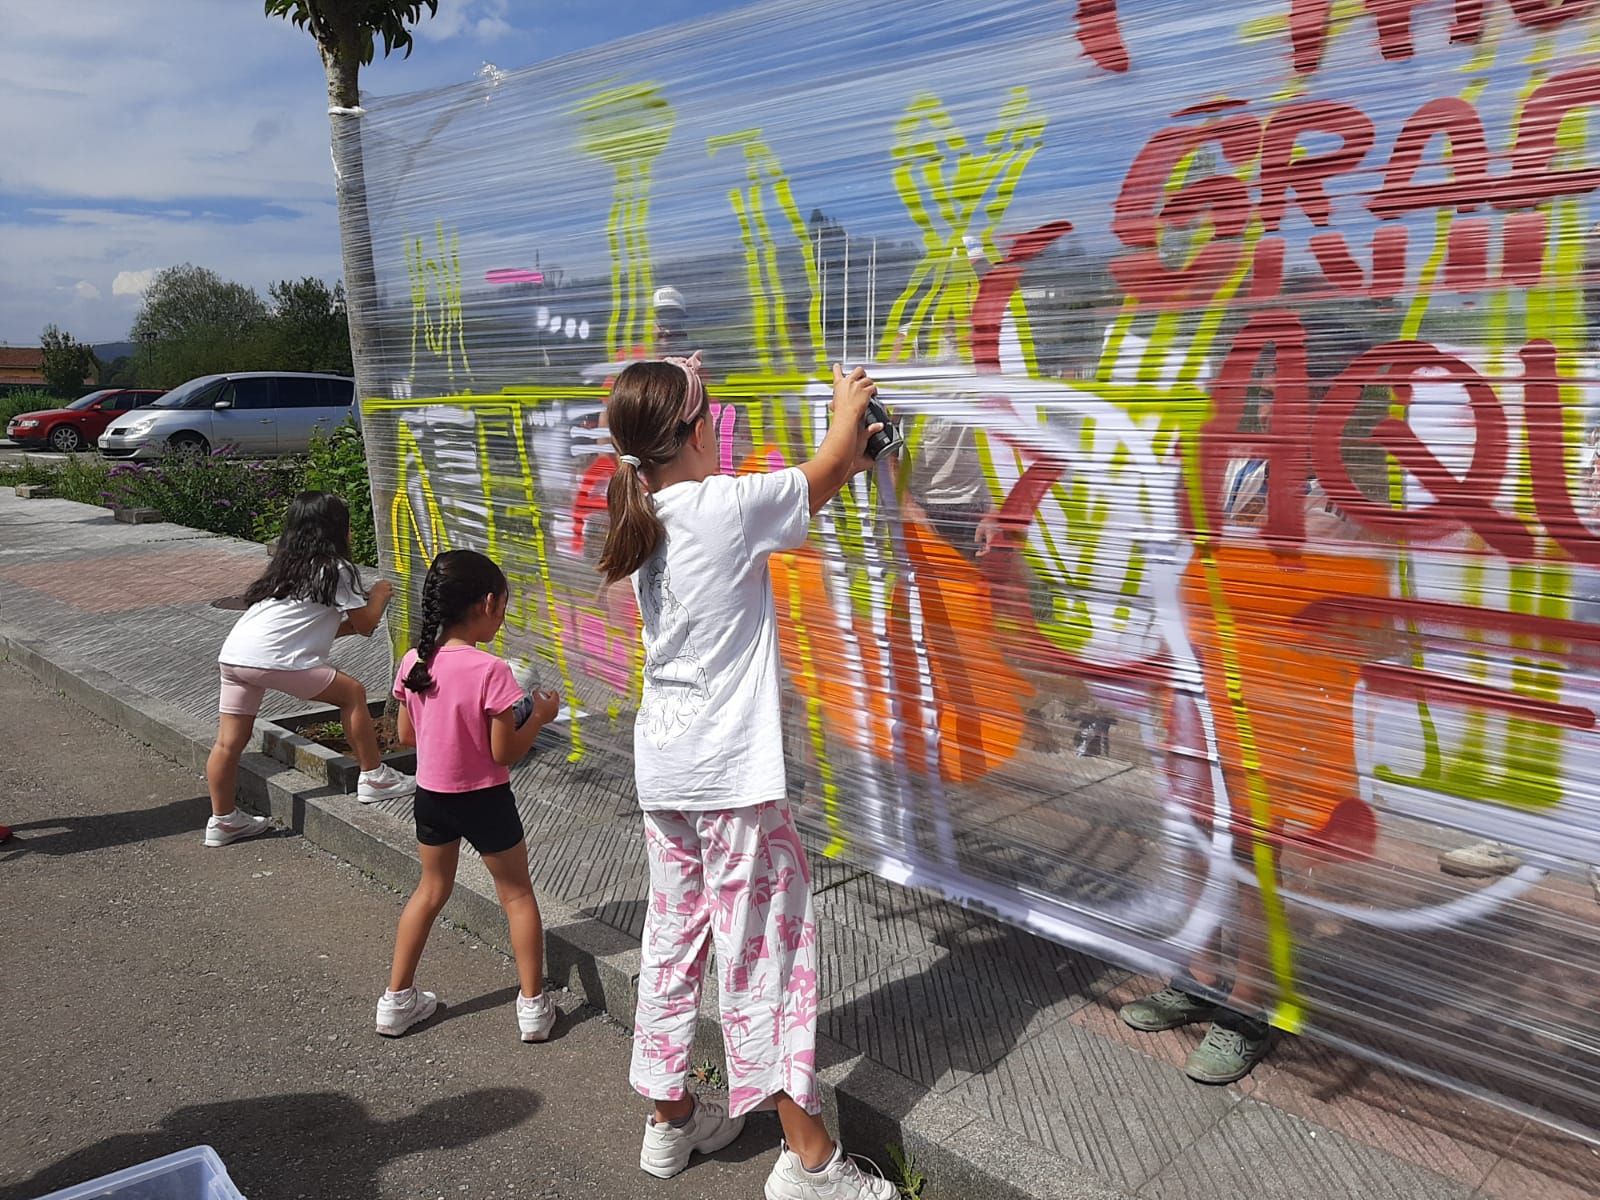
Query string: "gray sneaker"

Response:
xmin=1185 ymin=1014 xmax=1270 ymax=1084
xmin=1119 ymin=985 xmax=1216 ymax=1032
xmin=1439 ymin=841 xmax=1522 ymax=879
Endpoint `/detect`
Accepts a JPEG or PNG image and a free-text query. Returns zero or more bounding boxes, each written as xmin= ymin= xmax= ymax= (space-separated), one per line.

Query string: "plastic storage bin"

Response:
xmin=33 ymin=1145 xmax=244 ymax=1200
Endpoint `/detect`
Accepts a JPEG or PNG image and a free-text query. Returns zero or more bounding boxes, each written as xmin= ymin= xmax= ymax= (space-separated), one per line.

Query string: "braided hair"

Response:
xmin=402 ymin=549 xmax=509 ymax=693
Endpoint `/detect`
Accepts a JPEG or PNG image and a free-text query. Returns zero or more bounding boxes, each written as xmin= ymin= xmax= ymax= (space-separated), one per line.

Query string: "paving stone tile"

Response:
xmin=819 ymin=952 xmax=1060 ymax=1094
xmin=1474 ymin=1122 xmax=1600 ymax=1200
xmin=813 ymin=872 xmax=981 ymax=957
xmin=934 ymin=911 xmax=1131 ymax=1014
xmin=1243 ymin=1035 xmax=1510 ymax=1192
xmin=1140 ymin=1100 xmax=1473 ymax=1200
xmin=941 ymin=1017 xmax=1238 ymax=1192
xmin=525 ymin=815 xmax=648 ymax=908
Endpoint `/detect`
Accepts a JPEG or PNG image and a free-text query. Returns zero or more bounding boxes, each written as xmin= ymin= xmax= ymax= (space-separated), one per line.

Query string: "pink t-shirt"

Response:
xmin=393 ymin=645 xmax=524 ymax=793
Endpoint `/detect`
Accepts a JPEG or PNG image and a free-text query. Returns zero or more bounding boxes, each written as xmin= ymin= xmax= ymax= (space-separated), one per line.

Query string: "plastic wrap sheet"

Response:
xmin=343 ymin=0 xmax=1600 ymax=1138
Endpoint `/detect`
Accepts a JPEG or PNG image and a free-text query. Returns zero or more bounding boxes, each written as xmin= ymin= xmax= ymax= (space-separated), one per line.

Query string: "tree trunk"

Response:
xmin=323 ymin=40 xmax=382 ymax=399
xmin=323 ymin=33 xmax=401 ymax=718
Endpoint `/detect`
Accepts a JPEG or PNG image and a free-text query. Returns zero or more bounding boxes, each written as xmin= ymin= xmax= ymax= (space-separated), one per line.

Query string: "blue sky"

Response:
xmin=2 ymin=0 xmax=1584 ymax=348
xmin=0 ymin=0 xmax=749 ymax=344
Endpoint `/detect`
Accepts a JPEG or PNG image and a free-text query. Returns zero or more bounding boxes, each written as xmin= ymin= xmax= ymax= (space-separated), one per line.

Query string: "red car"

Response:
xmin=6 ymin=388 xmax=166 ymax=453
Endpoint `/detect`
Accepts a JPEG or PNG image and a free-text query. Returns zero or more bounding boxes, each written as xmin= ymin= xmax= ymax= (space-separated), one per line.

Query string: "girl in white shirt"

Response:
xmin=599 ymin=356 xmax=895 ymax=1200
xmin=206 ymin=491 xmax=414 ymax=847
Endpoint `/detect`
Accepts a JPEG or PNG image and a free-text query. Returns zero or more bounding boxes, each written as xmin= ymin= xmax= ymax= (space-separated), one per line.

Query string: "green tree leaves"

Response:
xmin=39 ymin=324 xmax=100 ymax=396
xmin=129 ymin=266 xmax=353 ymax=387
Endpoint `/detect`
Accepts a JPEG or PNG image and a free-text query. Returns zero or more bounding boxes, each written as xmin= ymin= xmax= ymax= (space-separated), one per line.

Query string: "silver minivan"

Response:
xmin=99 ymin=372 xmax=357 ymax=459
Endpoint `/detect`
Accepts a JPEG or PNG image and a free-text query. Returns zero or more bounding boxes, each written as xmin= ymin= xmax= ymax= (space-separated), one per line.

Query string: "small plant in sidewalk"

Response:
xmin=690 ymin=1059 xmax=725 ymax=1089
xmin=300 ymin=715 xmax=402 ymax=755
xmin=887 ymin=1144 xmax=927 ymax=1199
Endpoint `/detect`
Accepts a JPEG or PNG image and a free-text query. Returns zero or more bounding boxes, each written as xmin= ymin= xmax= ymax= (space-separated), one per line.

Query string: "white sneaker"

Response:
xmin=639 ymin=1094 xmax=746 ymax=1179
xmin=357 ymin=764 xmax=416 ymax=804
xmin=203 ymin=809 xmax=270 ymax=847
xmin=516 ymin=991 xmax=557 ymax=1042
xmin=1439 ymin=841 xmax=1523 ymax=879
xmin=765 ymin=1142 xmax=897 ymax=1200
xmin=375 ymin=986 xmax=438 ymax=1036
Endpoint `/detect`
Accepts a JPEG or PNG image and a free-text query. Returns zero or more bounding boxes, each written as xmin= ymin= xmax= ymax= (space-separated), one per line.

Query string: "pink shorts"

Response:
xmin=218 ymin=663 xmax=337 ymax=716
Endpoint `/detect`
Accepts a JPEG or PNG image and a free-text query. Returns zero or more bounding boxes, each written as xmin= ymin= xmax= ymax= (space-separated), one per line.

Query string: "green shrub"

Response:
xmin=4 ymin=428 xmax=377 ymax=568
xmin=102 ymin=453 xmax=301 ymax=542
xmin=301 ymin=421 xmax=376 ymax=565
xmin=0 ymin=457 xmax=60 ymax=488
xmin=0 ymin=388 xmax=60 ymax=428
xmin=53 ymin=454 xmax=111 ymax=505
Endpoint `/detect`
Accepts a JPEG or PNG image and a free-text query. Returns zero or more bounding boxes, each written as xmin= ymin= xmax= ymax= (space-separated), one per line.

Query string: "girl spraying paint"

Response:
xmin=599 ymin=353 xmax=896 ymax=1200
xmin=207 ymin=491 xmax=413 ymax=847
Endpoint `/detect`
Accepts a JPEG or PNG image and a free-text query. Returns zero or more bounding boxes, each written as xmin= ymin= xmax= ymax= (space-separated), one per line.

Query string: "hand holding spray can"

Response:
xmin=510 ymin=657 xmax=541 ymax=728
xmin=864 ymin=396 xmax=904 ymax=460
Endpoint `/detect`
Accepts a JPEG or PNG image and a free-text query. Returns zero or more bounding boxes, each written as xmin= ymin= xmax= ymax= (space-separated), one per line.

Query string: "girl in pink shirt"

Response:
xmin=376 ymin=549 xmax=562 ymax=1041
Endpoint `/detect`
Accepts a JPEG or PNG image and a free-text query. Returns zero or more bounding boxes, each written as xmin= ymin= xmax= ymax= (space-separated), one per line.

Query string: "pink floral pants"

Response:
xmin=629 ymin=800 xmax=821 ymax=1118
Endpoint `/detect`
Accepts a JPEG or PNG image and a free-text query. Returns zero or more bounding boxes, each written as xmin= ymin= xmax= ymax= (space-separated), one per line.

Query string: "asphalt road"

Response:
xmin=0 ymin=660 xmax=783 ymax=1199
xmin=0 ymin=440 xmax=71 ymax=468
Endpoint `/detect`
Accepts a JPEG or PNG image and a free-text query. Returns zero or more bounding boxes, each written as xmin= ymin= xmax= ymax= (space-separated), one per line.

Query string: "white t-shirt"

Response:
xmin=218 ymin=564 xmax=366 ymax=672
xmin=631 ymin=467 xmax=811 ymax=811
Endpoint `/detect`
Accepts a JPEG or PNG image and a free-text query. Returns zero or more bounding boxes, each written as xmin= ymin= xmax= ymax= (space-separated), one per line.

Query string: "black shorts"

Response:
xmin=413 ymin=782 xmax=525 ymax=855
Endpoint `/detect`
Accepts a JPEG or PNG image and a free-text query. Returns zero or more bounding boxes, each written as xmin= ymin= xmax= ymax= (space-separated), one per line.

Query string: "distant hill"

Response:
xmin=93 ymin=342 xmax=136 ymax=363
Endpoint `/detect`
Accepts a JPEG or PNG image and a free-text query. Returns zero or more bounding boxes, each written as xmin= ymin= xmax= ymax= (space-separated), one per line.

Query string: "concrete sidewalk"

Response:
xmin=2 ymin=487 xmax=1594 ymax=1200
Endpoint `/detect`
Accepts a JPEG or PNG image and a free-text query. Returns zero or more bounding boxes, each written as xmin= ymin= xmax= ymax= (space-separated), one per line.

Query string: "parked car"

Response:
xmin=99 ymin=372 xmax=357 ymax=460
xmin=6 ymin=388 xmax=166 ymax=452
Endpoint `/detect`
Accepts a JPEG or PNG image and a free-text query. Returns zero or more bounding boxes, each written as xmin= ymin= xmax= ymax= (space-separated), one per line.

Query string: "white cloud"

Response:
xmin=420 ymin=0 xmax=512 ymax=43
xmin=0 ymin=0 xmax=567 ymax=342
xmin=112 ymin=269 xmax=158 ymax=298
xmin=74 ymin=280 xmax=102 ymax=300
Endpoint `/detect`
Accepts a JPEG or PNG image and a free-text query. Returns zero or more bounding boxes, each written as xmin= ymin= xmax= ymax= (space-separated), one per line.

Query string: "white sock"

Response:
xmin=804 ymin=1143 xmax=839 ymax=1173
xmin=385 ymin=987 xmax=414 ymax=1003
xmin=517 ymin=991 xmax=544 ymax=1008
xmin=212 ymin=809 xmax=240 ymax=823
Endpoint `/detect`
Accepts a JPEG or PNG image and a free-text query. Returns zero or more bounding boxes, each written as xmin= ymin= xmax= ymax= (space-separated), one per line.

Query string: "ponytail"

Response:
xmin=598 ymin=462 xmax=666 ymax=584
xmin=597 ymin=359 xmax=708 ymax=584
xmin=404 ymin=568 xmax=444 ymax=693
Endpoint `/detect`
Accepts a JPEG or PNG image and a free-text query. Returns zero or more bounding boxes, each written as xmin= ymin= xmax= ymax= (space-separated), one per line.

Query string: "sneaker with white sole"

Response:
xmin=765 ymin=1141 xmax=897 ymax=1200
xmin=639 ymin=1094 xmax=745 ymax=1179
xmin=375 ymin=986 xmax=438 ymax=1036
xmin=516 ymin=991 xmax=557 ymax=1042
xmin=203 ymin=809 xmax=271 ymax=847
xmin=357 ymin=764 xmax=416 ymax=804
xmin=1439 ymin=841 xmax=1522 ymax=879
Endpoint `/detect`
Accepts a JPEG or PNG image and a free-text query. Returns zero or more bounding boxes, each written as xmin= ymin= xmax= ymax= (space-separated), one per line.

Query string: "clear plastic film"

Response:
xmin=342 ymin=0 xmax=1600 ymax=1139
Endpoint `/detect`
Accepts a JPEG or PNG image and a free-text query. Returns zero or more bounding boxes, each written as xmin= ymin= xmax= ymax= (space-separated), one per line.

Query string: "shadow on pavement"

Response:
xmin=0 ymin=795 xmax=218 ymax=859
xmin=0 ymin=1087 xmax=541 ymax=1200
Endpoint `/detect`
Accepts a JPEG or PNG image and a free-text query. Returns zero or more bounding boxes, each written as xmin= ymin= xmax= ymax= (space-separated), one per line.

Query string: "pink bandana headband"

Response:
xmin=662 ymin=350 xmax=706 ymax=425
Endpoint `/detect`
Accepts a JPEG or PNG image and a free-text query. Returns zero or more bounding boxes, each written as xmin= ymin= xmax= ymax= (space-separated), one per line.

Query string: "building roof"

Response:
xmin=0 ymin=347 xmax=45 ymax=370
